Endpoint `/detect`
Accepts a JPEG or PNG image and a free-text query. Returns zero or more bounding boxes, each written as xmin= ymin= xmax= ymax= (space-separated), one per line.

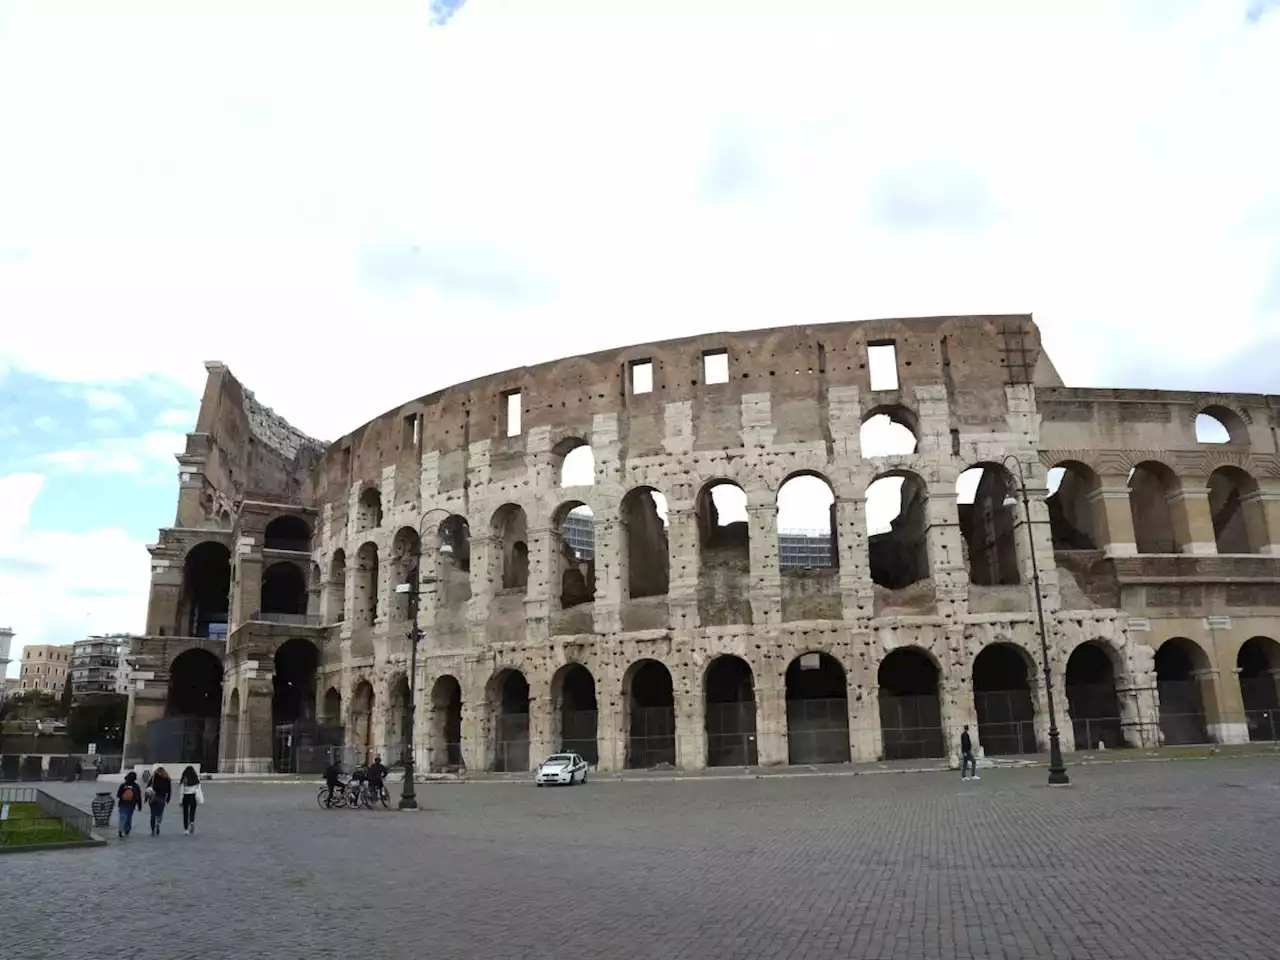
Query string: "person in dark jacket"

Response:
xmin=179 ymin=765 xmax=204 ymax=835
xmin=323 ymin=758 xmax=344 ymax=806
xmin=367 ymin=755 xmax=388 ymax=796
xmin=960 ymin=725 xmax=979 ymax=781
xmin=116 ymin=772 xmax=143 ymax=838
xmin=148 ymin=766 xmax=172 ymax=835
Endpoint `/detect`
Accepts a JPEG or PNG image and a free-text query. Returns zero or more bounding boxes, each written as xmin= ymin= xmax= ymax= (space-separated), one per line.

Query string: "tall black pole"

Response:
xmin=1007 ymin=456 xmax=1070 ymax=786
xmin=398 ymin=542 xmax=423 ymax=810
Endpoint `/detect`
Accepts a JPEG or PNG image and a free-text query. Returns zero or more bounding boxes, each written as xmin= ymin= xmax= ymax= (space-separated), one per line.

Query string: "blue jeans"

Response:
xmin=961 ymin=751 xmax=978 ymax=778
xmin=119 ymin=804 xmax=135 ymax=835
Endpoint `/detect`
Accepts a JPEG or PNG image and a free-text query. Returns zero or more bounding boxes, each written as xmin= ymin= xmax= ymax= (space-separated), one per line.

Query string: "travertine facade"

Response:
xmin=123 ymin=316 xmax=1280 ymax=773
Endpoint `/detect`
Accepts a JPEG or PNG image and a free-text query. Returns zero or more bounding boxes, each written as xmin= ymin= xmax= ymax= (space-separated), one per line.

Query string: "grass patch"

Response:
xmin=0 ymin=802 xmax=88 ymax=847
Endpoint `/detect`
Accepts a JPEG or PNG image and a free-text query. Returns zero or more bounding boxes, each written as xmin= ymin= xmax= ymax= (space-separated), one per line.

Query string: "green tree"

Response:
xmin=67 ymin=694 xmax=128 ymax=748
xmin=60 ymin=673 xmax=74 ymax=717
xmin=5 ymin=691 xmax=61 ymax=720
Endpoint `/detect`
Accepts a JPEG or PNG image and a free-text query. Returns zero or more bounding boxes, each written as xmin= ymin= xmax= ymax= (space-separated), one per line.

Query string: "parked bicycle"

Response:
xmin=316 ymin=783 xmax=348 ymax=809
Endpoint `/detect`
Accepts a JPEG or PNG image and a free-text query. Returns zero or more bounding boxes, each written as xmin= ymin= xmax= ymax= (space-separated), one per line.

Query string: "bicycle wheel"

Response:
xmin=361 ymin=786 xmax=376 ymax=809
xmin=378 ymin=786 xmax=390 ymax=809
xmin=316 ymin=787 xmax=331 ymax=810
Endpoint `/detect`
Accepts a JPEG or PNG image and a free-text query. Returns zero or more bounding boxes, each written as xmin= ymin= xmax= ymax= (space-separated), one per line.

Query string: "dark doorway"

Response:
xmin=1238 ymin=637 xmax=1280 ymax=742
xmin=626 ymin=660 xmax=675 ymax=769
xmin=263 ymin=515 xmax=312 ymax=552
xmin=261 ymin=562 xmax=308 ymax=617
xmin=159 ymin=648 xmax=223 ymax=773
xmin=430 ymin=675 xmax=464 ymax=770
xmin=556 ymin=664 xmax=598 ymax=764
xmin=878 ymin=648 xmax=945 ymax=760
xmin=704 ymin=656 xmax=758 ymax=767
xmin=1065 ymin=642 xmax=1124 ymax=749
xmin=973 ymin=644 xmax=1038 ymax=755
xmin=785 ymin=653 xmax=850 ymax=764
xmin=1155 ymin=638 xmax=1210 ymax=745
xmin=491 ymin=670 xmax=530 ymax=772
xmin=272 ymin=639 xmax=319 ymax=726
xmin=180 ymin=542 xmax=231 ymax=639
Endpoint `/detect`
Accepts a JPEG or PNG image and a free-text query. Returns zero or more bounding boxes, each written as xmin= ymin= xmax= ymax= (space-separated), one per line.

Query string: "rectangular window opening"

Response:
xmin=342 ymin=445 xmax=352 ymax=474
xmin=868 ymin=342 xmax=899 ymax=391
xmin=402 ymin=413 xmax=418 ymax=451
xmin=631 ymin=359 xmax=653 ymax=395
xmin=504 ymin=389 xmax=523 ymax=437
xmin=703 ymin=348 xmax=729 ymax=385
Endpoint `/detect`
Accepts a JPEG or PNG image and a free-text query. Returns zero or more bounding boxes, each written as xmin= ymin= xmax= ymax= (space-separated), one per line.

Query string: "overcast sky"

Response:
xmin=2 ymin=0 xmax=1278 ymax=675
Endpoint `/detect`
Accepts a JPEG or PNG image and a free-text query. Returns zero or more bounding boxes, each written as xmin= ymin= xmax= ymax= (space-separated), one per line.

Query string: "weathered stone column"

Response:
xmin=594 ymin=694 xmax=624 ymax=772
xmin=1094 ymin=480 xmax=1138 ymax=557
xmin=1168 ymin=479 xmax=1217 ymax=555
xmin=753 ymin=677 xmax=787 ymax=765
xmin=666 ymin=507 xmax=700 ymax=632
xmin=592 ymin=508 xmax=624 ymax=635
xmin=675 ymin=668 xmax=706 ymax=770
xmin=241 ymin=675 xmax=275 ymax=774
xmin=926 ymin=485 xmax=968 ymax=619
xmin=1246 ymin=482 xmax=1280 ymax=555
xmin=1010 ymin=467 xmax=1062 ymax=613
xmin=467 ymin=534 xmax=498 ymax=627
xmin=1203 ymin=667 xmax=1248 ymax=744
xmin=748 ymin=503 xmax=782 ymax=625
xmin=461 ymin=682 xmax=487 ymax=771
xmin=524 ymin=523 xmax=554 ymax=643
xmin=847 ymin=666 xmax=879 ymax=762
xmin=836 ymin=496 xmax=873 ymax=621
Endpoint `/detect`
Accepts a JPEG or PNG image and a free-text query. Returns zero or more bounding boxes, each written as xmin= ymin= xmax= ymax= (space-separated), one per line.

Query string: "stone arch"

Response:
xmin=878 ymin=646 xmax=945 ymax=760
xmin=487 ymin=667 xmax=531 ymax=772
xmin=263 ymin=515 xmax=312 ymax=551
xmin=272 ymin=638 xmax=319 ymax=726
xmin=867 ymin=469 xmax=931 ymax=593
xmin=1154 ymin=637 xmax=1211 ymax=745
xmin=1129 ymin=460 xmax=1180 ymax=554
xmin=390 ymin=526 xmax=421 ymax=621
xmin=353 ymin=541 xmax=380 ymax=626
xmin=957 ymin=463 xmax=1020 ymax=586
xmin=385 ymin=672 xmax=411 ymax=763
xmin=321 ymin=686 xmax=342 ymax=725
xmin=696 ymin=479 xmax=751 ymax=626
xmin=1194 ymin=404 xmax=1248 ymax=444
xmin=785 ymin=651 xmax=850 ymax=764
xmin=1064 ymin=640 xmax=1124 ymax=749
xmin=356 ymin=486 xmax=383 ymax=533
xmin=326 ymin=549 xmax=347 ymax=623
xmin=166 ymin=648 xmax=223 ymax=719
xmin=178 ymin=541 xmax=231 ymax=638
xmin=491 ymin=504 xmax=529 ymax=593
xmin=553 ymin=436 xmax=595 ymax=488
xmin=438 ymin=514 xmax=472 ymax=574
xmin=704 ymin=655 xmax=758 ymax=767
xmin=621 ymin=486 xmax=669 ymax=601
xmin=261 ymin=561 xmax=308 ymax=617
xmin=623 ymin=658 xmax=676 ymax=769
xmin=350 ymin=679 xmax=375 ymax=763
xmin=972 ymin=642 xmax=1038 ymax=755
xmin=429 ymin=675 xmax=464 ymax=770
xmin=553 ymin=501 xmax=595 ymax=611
xmin=860 ymin=404 xmax=919 ymax=457
xmin=225 ymin=688 xmax=241 ymax=769
xmin=1047 ymin=460 xmax=1101 ymax=550
xmin=551 ymin=663 xmax=598 ymax=763
xmin=776 ymin=471 xmax=837 ymax=570
xmin=1237 ymin=637 xmax=1280 ymax=742
xmin=1207 ymin=466 xmax=1265 ymax=554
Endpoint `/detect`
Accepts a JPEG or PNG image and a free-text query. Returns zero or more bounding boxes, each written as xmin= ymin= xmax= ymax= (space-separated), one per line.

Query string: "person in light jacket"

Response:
xmin=179 ymin=765 xmax=204 ymax=835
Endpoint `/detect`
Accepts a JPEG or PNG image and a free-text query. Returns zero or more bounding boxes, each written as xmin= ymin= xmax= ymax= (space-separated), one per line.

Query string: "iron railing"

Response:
xmin=0 ymin=786 xmax=93 ymax=846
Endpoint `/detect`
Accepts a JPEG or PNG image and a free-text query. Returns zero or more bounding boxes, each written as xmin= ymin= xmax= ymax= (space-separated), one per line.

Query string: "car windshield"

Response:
xmin=544 ymin=755 xmax=572 ymax=765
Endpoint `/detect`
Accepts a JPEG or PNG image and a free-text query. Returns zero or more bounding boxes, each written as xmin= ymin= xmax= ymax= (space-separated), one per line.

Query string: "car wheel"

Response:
xmin=581 ymin=770 xmax=587 ymax=784
xmin=536 ymin=781 xmax=544 ymax=787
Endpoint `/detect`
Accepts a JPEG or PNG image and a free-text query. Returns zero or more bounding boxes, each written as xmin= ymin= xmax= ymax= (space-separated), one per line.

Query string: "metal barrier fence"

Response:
xmin=0 ymin=785 xmax=93 ymax=846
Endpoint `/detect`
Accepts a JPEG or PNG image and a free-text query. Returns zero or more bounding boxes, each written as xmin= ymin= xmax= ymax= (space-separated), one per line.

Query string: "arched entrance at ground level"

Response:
xmin=625 ymin=660 xmax=675 ymax=769
xmin=785 ymin=653 xmax=850 ymax=764
xmin=552 ymin=664 xmax=598 ymax=764
xmin=1155 ymin=638 xmax=1211 ymax=745
xmin=705 ymin=656 xmax=758 ymax=767
xmin=430 ymin=676 xmax=463 ymax=770
xmin=878 ymin=648 xmax=945 ymax=760
xmin=272 ymin=639 xmax=322 ymax=772
xmin=488 ymin=669 xmax=530 ymax=772
xmin=1065 ymin=642 xmax=1125 ymax=749
xmin=972 ymin=644 xmax=1039 ymax=756
xmin=321 ymin=687 xmax=342 ymax=725
xmin=350 ymin=681 xmax=375 ymax=764
xmin=1238 ymin=637 xmax=1280 ymax=742
xmin=385 ymin=674 xmax=411 ymax=764
xmin=178 ymin=542 xmax=231 ymax=638
xmin=158 ymin=648 xmax=223 ymax=773
xmin=225 ymin=689 xmax=241 ymax=769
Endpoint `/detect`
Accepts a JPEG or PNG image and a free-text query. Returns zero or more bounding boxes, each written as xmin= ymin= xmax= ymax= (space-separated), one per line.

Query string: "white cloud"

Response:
xmin=81 ymin=388 xmax=135 ymax=417
xmin=155 ymin=408 xmax=193 ymax=428
xmin=0 ymin=472 xmax=149 ymax=677
xmin=31 ymin=415 xmax=56 ymax=432
xmin=35 ymin=431 xmax=185 ymax=477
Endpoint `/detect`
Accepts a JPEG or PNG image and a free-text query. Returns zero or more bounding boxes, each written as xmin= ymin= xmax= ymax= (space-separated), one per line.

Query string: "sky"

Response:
xmin=2 ymin=0 xmax=1279 ymax=675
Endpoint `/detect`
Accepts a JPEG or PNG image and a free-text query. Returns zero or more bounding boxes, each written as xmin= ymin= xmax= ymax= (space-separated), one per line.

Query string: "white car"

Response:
xmin=534 ymin=752 xmax=589 ymax=786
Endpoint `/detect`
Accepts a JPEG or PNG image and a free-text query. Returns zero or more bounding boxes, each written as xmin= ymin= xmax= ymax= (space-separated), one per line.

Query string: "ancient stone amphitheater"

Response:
xmin=124 ymin=315 xmax=1280 ymax=775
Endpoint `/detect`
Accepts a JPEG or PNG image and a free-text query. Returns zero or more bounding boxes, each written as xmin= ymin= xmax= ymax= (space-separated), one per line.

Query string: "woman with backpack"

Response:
xmin=116 ymin=771 xmax=143 ymax=839
xmin=148 ymin=766 xmax=172 ymax=835
xmin=179 ymin=766 xmax=204 ymax=835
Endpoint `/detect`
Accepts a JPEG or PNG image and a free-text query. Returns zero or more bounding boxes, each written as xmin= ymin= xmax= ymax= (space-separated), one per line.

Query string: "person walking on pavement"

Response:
xmin=179 ymin=765 xmax=204 ymax=835
xmin=116 ymin=771 xmax=143 ymax=838
xmin=960 ymin=725 xmax=980 ymax=781
xmin=148 ymin=766 xmax=172 ymax=835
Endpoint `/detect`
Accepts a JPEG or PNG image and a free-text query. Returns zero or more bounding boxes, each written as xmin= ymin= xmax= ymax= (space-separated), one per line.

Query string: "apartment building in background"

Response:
xmin=70 ymin=635 xmax=133 ymax=699
xmin=18 ymin=643 xmax=75 ymax=694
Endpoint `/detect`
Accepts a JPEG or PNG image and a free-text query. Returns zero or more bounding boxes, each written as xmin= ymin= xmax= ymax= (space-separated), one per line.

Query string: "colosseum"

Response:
xmin=122 ymin=314 xmax=1280 ymax=775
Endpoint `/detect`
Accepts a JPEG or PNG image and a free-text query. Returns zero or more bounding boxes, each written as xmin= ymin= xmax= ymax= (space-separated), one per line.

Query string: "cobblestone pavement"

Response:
xmin=7 ymin=758 xmax=1280 ymax=960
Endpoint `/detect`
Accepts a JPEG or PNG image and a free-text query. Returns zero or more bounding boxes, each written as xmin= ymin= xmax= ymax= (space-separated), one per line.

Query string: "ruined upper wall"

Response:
xmin=175 ymin=362 xmax=326 ymax=527
xmin=315 ymin=314 xmax=1052 ymax=503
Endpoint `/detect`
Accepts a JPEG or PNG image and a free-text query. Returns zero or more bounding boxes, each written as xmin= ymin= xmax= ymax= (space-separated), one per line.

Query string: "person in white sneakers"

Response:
xmin=179 ymin=765 xmax=204 ymax=834
xmin=960 ymin=725 xmax=980 ymax=781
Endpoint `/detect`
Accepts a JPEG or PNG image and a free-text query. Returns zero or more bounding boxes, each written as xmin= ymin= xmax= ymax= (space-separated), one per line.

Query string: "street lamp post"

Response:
xmin=394 ymin=509 xmax=454 ymax=810
xmin=1002 ymin=455 xmax=1070 ymax=786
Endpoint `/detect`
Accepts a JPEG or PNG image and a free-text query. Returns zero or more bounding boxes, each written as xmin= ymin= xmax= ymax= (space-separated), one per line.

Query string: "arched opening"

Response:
xmin=391 ymin=526 xmax=421 ymax=621
xmin=622 ymin=486 xmax=670 ymax=599
xmin=957 ymin=464 xmax=1020 ymax=585
xmin=491 ymin=504 xmax=529 ymax=593
xmin=554 ymin=502 xmax=595 ymax=610
xmin=263 ymin=515 xmax=312 ymax=551
xmin=860 ymin=406 xmax=918 ymax=457
xmin=438 ymin=515 xmax=471 ymax=574
xmin=1129 ymin=461 xmax=1180 ymax=554
xmin=166 ymin=648 xmax=223 ymax=719
xmin=1238 ymin=637 xmax=1280 ymax=742
xmin=867 ymin=471 xmax=930 ymax=591
xmin=625 ymin=659 xmax=675 ymax=769
xmin=430 ymin=675 xmax=464 ymax=770
xmin=704 ymin=656 xmax=758 ymax=767
xmin=321 ymin=686 xmax=342 ymax=725
xmin=785 ymin=653 xmax=850 ymax=764
xmin=877 ymin=648 xmax=945 ymax=760
xmin=386 ymin=673 xmax=411 ymax=764
xmin=1155 ymin=637 xmax=1210 ymax=745
xmin=326 ymin=549 xmax=347 ymax=623
xmin=1065 ymin=642 xmax=1124 ymax=749
xmin=350 ymin=680 xmax=375 ymax=764
xmin=1208 ymin=467 xmax=1263 ymax=554
xmin=272 ymin=638 xmax=318 ymax=726
xmin=1047 ymin=462 xmax=1100 ymax=550
xmin=972 ymin=643 xmax=1038 ymax=755
xmin=697 ymin=480 xmax=751 ymax=626
xmin=776 ymin=473 xmax=837 ymax=570
xmin=488 ymin=669 xmax=530 ymax=772
xmin=553 ymin=664 xmax=598 ymax=763
xmin=555 ymin=437 xmax=595 ymax=487
xmin=354 ymin=542 xmax=379 ymax=626
xmin=178 ymin=542 xmax=231 ymax=639
xmin=261 ymin=562 xmax=307 ymax=617
xmin=1195 ymin=406 xmax=1245 ymax=444
xmin=356 ymin=487 xmax=383 ymax=533
xmin=225 ymin=688 xmax=241 ymax=768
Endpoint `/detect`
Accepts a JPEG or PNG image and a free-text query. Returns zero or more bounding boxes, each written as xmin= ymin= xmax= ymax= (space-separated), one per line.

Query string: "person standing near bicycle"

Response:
xmin=367 ymin=754 xmax=388 ymax=802
xmin=323 ymin=756 xmax=344 ymax=806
